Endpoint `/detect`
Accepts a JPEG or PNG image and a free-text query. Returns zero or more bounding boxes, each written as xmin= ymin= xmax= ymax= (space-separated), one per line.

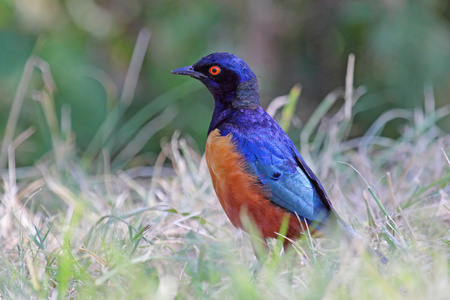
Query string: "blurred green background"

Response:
xmin=1 ymin=0 xmax=449 ymax=167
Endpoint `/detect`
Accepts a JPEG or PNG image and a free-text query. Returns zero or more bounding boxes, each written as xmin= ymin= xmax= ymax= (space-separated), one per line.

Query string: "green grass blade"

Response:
xmin=280 ymin=84 xmax=301 ymax=132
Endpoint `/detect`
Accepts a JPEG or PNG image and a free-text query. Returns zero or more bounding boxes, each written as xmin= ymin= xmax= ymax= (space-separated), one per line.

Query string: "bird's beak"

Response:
xmin=171 ymin=65 xmax=205 ymax=79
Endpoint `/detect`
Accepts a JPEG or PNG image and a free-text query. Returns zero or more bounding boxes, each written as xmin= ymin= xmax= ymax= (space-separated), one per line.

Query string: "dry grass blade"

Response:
xmin=442 ymin=148 xmax=450 ymax=166
xmin=112 ymin=105 xmax=179 ymax=168
xmin=2 ymin=127 xmax=36 ymax=235
xmin=344 ymin=53 xmax=355 ymax=120
xmin=83 ymin=27 xmax=151 ymax=162
xmin=0 ymin=57 xmax=55 ymax=168
xmin=121 ymin=28 xmax=152 ymax=106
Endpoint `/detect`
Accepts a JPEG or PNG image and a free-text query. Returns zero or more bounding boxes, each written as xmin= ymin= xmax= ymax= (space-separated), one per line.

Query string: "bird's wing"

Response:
xmin=227 ymin=126 xmax=332 ymax=225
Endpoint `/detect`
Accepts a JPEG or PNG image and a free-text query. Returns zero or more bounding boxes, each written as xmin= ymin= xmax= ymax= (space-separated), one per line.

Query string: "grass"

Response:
xmin=0 ymin=47 xmax=449 ymax=299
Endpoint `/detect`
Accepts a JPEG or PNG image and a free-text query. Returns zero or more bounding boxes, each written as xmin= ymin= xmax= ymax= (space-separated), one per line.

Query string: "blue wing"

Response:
xmin=217 ymin=110 xmax=333 ymax=225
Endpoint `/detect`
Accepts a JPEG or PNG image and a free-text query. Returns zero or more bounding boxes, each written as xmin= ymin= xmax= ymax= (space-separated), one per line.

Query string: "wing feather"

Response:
xmin=215 ymin=109 xmax=334 ymax=225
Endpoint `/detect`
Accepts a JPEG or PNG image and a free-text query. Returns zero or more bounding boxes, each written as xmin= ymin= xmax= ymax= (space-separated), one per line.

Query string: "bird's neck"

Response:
xmin=208 ymin=78 xmax=261 ymax=134
xmin=234 ymin=77 xmax=260 ymax=109
xmin=211 ymin=77 xmax=260 ymax=109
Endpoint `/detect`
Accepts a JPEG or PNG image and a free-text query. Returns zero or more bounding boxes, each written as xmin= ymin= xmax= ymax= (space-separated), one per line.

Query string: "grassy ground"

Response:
xmin=0 ymin=53 xmax=449 ymax=299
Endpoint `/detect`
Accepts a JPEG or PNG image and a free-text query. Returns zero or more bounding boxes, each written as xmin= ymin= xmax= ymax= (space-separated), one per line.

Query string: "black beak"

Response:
xmin=171 ymin=65 xmax=205 ymax=79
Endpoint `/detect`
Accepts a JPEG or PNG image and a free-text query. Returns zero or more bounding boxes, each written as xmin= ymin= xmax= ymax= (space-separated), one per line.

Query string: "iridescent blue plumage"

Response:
xmin=213 ymin=107 xmax=332 ymax=226
xmin=172 ymin=52 xmax=352 ymax=240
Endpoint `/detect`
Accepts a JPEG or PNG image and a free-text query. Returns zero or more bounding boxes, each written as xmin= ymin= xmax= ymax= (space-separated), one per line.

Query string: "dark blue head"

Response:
xmin=172 ymin=52 xmax=260 ymax=109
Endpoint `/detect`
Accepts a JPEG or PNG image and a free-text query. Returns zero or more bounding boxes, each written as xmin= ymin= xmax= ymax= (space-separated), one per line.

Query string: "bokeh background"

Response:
xmin=1 ymin=0 xmax=449 ymax=167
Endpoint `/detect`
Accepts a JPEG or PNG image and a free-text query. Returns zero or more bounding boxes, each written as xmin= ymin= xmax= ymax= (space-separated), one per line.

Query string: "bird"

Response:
xmin=171 ymin=52 xmax=355 ymax=248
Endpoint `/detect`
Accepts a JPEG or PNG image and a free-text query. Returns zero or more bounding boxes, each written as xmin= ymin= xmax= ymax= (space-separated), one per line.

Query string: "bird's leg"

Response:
xmin=250 ymin=235 xmax=269 ymax=263
xmin=249 ymin=235 xmax=269 ymax=276
xmin=239 ymin=208 xmax=269 ymax=270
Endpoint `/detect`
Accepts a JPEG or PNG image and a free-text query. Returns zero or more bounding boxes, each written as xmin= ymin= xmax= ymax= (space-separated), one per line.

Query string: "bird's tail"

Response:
xmin=319 ymin=210 xmax=358 ymax=239
xmin=336 ymin=217 xmax=359 ymax=238
xmin=332 ymin=213 xmax=389 ymax=264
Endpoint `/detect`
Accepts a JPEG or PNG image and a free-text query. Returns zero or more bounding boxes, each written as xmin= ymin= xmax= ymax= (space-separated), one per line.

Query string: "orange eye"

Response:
xmin=209 ymin=65 xmax=221 ymax=76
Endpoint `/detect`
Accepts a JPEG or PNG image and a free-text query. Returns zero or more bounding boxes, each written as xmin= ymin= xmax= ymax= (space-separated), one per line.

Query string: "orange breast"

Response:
xmin=205 ymin=129 xmax=305 ymax=240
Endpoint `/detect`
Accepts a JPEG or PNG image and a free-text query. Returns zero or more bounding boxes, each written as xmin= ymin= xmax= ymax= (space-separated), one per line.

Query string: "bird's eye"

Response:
xmin=209 ymin=65 xmax=221 ymax=76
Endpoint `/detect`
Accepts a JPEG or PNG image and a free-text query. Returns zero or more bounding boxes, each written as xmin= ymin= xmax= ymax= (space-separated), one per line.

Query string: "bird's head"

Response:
xmin=172 ymin=52 xmax=260 ymax=108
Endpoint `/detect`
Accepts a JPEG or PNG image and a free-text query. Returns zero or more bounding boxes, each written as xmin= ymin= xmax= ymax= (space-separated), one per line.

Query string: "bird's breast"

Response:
xmin=205 ymin=128 xmax=304 ymax=239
